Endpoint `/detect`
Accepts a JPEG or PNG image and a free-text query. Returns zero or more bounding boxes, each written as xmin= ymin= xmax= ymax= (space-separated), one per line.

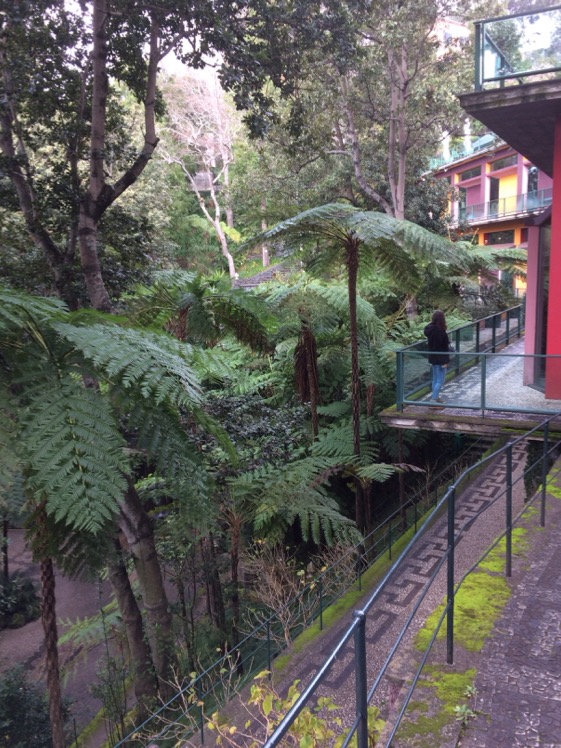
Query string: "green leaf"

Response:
xmin=22 ymin=379 xmax=128 ymax=534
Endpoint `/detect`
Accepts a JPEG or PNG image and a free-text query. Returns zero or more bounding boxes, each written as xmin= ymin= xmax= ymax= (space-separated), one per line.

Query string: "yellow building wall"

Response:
xmin=499 ymin=173 xmax=518 ymax=199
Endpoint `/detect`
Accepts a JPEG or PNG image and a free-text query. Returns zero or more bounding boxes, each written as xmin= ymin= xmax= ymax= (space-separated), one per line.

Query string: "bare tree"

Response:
xmin=160 ymin=70 xmax=242 ymax=278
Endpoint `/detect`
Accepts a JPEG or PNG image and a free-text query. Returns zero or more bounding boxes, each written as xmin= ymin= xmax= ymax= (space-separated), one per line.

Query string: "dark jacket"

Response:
xmin=424 ymin=322 xmax=450 ymax=365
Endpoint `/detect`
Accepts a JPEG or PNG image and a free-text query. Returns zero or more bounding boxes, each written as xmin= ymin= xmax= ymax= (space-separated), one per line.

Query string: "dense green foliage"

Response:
xmin=0 ymin=0 xmax=528 ymax=745
xmin=0 ymin=668 xmax=69 ymax=748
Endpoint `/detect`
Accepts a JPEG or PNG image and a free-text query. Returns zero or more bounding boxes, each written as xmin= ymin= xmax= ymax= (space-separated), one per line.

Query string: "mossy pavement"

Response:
xmin=384 ymin=456 xmax=561 ymax=747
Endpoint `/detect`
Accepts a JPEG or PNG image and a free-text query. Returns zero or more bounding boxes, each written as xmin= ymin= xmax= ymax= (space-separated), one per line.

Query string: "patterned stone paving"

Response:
xmin=274 ymin=442 xmax=531 ymax=737
xmin=459 ymin=465 xmax=561 ymax=748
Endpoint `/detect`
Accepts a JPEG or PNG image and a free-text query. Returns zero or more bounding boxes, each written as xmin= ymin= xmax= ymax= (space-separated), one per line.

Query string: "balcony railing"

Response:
xmin=475 ymin=5 xmax=561 ymax=91
xmin=396 ymin=305 xmax=561 ymax=416
xmin=458 ymin=187 xmax=552 ymax=223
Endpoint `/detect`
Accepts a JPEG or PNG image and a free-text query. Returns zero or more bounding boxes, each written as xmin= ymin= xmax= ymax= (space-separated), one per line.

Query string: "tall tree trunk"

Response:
xmin=118 ymin=485 xmax=176 ymax=699
xmin=32 ymin=503 xmax=66 ymax=748
xmin=79 ymin=0 xmax=113 ymax=311
xmin=40 ymin=555 xmax=66 ymax=748
xmin=228 ymin=508 xmax=242 ymax=658
xmin=107 ymin=538 xmax=158 ymax=716
xmin=2 ymin=516 xmax=8 ymax=587
xmin=79 ymin=0 xmax=164 ymax=310
xmin=303 ymin=326 xmax=320 ymax=438
xmin=175 ymin=570 xmax=196 ymax=674
xmin=346 ymin=237 xmax=366 ymax=534
xmin=200 ymin=534 xmax=227 ymax=632
xmin=261 ymin=199 xmax=270 ymax=267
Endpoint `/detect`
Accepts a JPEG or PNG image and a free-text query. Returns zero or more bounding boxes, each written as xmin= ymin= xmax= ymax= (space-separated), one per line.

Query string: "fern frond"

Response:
xmin=0 ymin=286 xmax=66 ymax=331
xmin=22 ymin=380 xmax=128 ymax=534
xmin=54 ymin=323 xmax=203 ymax=407
xmin=123 ymin=398 xmax=213 ymax=502
xmin=356 ymin=463 xmax=399 ymax=482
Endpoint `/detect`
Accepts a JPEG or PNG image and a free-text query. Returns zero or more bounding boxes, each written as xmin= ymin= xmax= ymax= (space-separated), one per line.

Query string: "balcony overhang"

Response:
xmin=380 ymin=404 xmax=561 ymax=440
xmin=459 ymin=79 xmax=561 ymax=178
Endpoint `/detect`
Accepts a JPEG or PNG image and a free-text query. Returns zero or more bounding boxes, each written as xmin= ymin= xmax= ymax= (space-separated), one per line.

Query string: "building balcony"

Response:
xmin=381 ymin=307 xmax=561 ymax=437
xmin=458 ymin=188 xmax=552 ymax=224
xmin=459 ymin=7 xmax=561 ymax=177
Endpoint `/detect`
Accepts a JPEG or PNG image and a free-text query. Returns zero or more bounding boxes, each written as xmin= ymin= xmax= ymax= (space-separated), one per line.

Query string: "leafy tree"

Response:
xmin=0 ymin=285 xmax=229 ymax=743
xmin=159 ymin=71 xmax=243 ymax=278
xmin=0 ymin=0 xmax=361 ymax=308
xmin=250 ymin=203 xmax=463 ymax=532
xmin=0 ymin=667 xmax=70 ymax=748
xmin=231 ymin=0 xmax=471 ymax=225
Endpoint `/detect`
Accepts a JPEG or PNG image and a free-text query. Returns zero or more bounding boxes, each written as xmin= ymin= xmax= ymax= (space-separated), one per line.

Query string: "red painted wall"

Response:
xmin=545 ymin=118 xmax=561 ymax=398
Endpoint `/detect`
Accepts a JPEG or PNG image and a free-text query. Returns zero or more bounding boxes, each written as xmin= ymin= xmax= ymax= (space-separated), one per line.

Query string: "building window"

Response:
xmin=527 ymin=166 xmax=539 ymax=193
xmin=459 ymin=166 xmax=481 ymax=181
xmin=490 ymin=154 xmax=518 ymax=171
xmin=483 ymin=229 xmax=515 ymax=245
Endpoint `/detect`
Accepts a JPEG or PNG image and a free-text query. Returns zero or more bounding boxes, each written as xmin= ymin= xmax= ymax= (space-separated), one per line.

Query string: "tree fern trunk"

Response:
xmin=40 ymin=556 xmax=66 ymax=748
xmin=118 ymin=486 xmax=176 ymax=699
xmin=201 ymin=534 xmax=227 ymax=632
xmin=229 ymin=511 xmax=242 ymax=668
xmin=303 ymin=326 xmax=320 ymax=438
xmin=107 ymin=539 xmax=158 ymax=717
xmin=346 ymin=237 xmax=366 ymax=534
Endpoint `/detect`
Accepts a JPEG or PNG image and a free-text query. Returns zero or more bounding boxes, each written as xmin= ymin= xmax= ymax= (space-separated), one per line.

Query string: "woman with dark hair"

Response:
xmin=424 ymin=310 xmax=451 ymax=403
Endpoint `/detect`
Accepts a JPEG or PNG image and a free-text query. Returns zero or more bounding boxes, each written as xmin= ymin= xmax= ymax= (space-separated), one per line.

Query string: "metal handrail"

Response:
xmin=113 ymin=443 xmax=482 ymax=746
xmin=396 ymin=305 xmax=528 ymax=413
xmin=474 ymin=5 xmax=561 ymax=91
xmin=263 ymin=414 xmax=561 ymax=748
xmin=457 ymin=188 xmax=553 ymax=223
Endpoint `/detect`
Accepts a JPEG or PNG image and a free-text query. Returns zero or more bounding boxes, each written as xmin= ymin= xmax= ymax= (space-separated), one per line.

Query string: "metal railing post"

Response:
xmin=353 ymin=611 xmax=369 ymax=748
xmin=481 ymin=355 xmax=487 ymax=413
xmin=506 ymin=444 xmax=513 ymax=577
xmin=447 ymin=487 xmax=456 ymax=665
xmin=397 ymin=351 xmax=404 ymax=411
xmin=541 ymin=421 xmax=550 ymax=527
xmin=506 ymin=311 xmax=511 ymax=344
xmin=476 ymin=321 xmax=481 ymax=355
xmin=492 ymin=316 xmax=497 ymax=352
xmin=197 ymin=680 xmax=205 ymax=743
xmin=475 ymin=22 xmax=483 ymax=90
xmin=319 ymin=577 xmax=324 ymax=631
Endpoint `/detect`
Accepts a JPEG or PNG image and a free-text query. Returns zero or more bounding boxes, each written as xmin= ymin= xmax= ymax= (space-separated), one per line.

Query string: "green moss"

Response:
xmin=394 ymin=668 xmax=477 ymax=744
xmin=416 ymin=572 xmax=511 ymax=653
xmin=547 ymin=482 xmax=561 ymax=500
xmin=421 ymin=667 xmax=477 ymax=715
xmin=407 ymin=700 xmax=430 ymax=714
xmin=396 ymin=711 xmax=450 ymax=740
xmin=478 ymin=528 xmax=528 ymax=572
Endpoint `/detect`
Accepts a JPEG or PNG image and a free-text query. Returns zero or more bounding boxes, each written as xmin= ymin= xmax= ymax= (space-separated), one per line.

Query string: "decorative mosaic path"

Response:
xmin=275 ymin=442 xmax=530 ymax=735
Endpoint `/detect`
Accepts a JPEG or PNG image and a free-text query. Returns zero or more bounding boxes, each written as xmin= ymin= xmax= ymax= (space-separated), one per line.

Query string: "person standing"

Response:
xmin=424 ymin=310 xmax=451 ymax=403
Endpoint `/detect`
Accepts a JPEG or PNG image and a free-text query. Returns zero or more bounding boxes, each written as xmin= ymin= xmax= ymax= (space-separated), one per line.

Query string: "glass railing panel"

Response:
xmin=479 ymin=6 xmax=561 ymax=89
xmin=402 ymin=350 xmax=560 ymax=415
xmin=397 ymin=305 xmax=525 ymax=405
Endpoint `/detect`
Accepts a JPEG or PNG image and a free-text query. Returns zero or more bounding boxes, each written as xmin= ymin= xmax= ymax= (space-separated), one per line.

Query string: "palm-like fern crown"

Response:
xmin=130 ymin=270 xmax=273 ymax=353
xmin=249 ymin=203 xmax=466 ymax=292
xmin=0 ymin=286 xmax=214 ymax=535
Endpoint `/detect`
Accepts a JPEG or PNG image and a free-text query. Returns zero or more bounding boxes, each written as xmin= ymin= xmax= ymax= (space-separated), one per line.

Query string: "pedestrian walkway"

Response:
xmin=457 ymin=459 xmax=561 ymax=748
xmin=265 ymin=444 xmax=561 ymax=748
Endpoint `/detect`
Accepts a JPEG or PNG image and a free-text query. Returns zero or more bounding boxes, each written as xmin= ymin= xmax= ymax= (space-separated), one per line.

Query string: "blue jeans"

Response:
xmin=431 ymin=364 xmax=447 ymax=400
